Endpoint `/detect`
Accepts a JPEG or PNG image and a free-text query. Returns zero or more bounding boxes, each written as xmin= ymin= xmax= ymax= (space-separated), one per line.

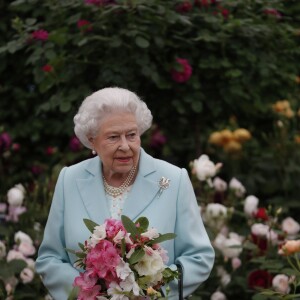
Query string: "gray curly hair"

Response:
xmin=74 ymin=87 xmax=153 ymax=149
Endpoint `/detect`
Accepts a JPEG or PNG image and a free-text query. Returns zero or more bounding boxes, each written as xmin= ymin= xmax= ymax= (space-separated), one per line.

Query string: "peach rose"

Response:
xmin=279 ymin=240 xmax=300 ymax=255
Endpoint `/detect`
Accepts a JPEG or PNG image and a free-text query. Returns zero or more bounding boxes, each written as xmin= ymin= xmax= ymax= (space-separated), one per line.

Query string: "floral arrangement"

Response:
xmin=68 ymin=215 xmax=178 ymax=300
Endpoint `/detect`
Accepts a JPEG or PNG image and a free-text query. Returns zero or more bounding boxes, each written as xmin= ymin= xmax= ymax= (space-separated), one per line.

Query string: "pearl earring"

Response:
xmin=92 ymin=150 xmax=96 ymax=155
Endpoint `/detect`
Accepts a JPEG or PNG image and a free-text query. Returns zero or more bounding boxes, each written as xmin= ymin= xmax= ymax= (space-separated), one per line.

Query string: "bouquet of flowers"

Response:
xmin=68 ymin=215 xmax=179 ymax=300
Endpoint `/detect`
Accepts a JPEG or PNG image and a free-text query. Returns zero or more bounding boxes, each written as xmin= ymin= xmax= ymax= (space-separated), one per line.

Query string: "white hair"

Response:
xmin=74 ymin=87 xmax=153 ymax=149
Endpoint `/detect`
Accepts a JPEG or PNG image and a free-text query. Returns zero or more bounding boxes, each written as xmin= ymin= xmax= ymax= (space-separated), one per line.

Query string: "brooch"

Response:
xmin=157 ymin=177 xmax=171 ymax=198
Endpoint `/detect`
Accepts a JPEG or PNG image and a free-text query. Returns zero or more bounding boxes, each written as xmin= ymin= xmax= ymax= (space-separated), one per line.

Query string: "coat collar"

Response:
xmin=76 ymin=148 xmax=159 ymax=223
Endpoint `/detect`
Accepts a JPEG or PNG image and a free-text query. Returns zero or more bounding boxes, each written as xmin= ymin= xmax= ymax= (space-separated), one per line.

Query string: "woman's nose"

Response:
xmin=119 ymin=136 xmax=130 ymax=151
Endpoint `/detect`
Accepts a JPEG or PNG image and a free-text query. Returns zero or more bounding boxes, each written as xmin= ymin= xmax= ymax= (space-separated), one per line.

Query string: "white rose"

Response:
xmin=221 ymin=233 xmax=243 ymax=258
xmin=244 ymin=195 xmax=259 ymax=216
xmin=229 ymin=178 xmax=246 ymax=197
xmin=7 ymin=184 xmax=25 ymax=206
xmin=282 ymin=217 xmax=300 ymax=236
xmin=211 ymin=291 xmax=227 ymax=300
xmin=213 ymin=233 xmax=227 ymax=251
xmin=14 ymin=231 xmax=33 ymax=245
xmin=251 ymin=223 xmax=270 ymax=237
xmin=6 ymin=250 xmax=26 ymax=262
xmin=204 ymin=203 xmax=228 ymax=229
xmin=192 ymin=154 xmax=218 ymax=181
xmin=213 ymin=177 xmax=228 ymax=192
xmin=26 ymin=258 xmax=35 ymax=269
xmin=134 ymin=250 xmax=164 ymax=277
xmin=0 ymin=241 xmax=6 ymax=258
xmin=20 ymin=267 xmax=34 ymax=284
xmin=18 ymin=241 xmax=36 ymax=257
xmin=272 ymin=274 xmax=290 ymax=294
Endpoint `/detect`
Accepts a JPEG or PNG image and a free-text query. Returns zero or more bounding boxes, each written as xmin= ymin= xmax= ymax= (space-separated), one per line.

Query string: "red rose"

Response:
xmin=248 ymin=270 xmax=273 ymax=290
xmin=77 ymin=19 xmax=93 ymax=32
xmin=171 ymin=58 xmax=192 ymax=83
xmin=42 ymin=64 xmax=53 ymax=72
xmin=251 ymin=233 xmax=267 ymax=252
xmin=254 ymin=208 xmax=268 ymax=221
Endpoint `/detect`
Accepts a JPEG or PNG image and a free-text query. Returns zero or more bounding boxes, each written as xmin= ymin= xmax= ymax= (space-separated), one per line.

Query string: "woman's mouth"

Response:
xmin=115 ymin=157 xmax=131 ymax=163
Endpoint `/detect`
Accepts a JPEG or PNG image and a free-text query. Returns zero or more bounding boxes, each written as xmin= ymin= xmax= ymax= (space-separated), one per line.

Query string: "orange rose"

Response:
xmin=209 ymin=132 xmax=224 ymax=146
xmin=223 ymin=140 xmax=242 ymax=153
xmin=279 ymin=240 xmax=300 ymax=255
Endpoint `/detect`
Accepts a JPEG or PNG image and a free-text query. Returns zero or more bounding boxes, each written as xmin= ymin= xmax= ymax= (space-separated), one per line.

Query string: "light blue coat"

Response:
xmin=36 ymin=149 xmax=214 ymax=300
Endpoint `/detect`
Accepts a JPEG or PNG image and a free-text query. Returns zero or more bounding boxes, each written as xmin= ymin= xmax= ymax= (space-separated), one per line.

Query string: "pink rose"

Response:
xmin=6 ymin=250 xmax=26 ymax=262
xmin=171 ymin=58 xmax=192 ymax=83
xmin=18 ymin=242 xmax=36 ymax=257
xmin=272 ymin=274 xmax=290 ymax=294
xmin=281 ymin=217 xmax=300 ymax=236
xmin=32 ymin=29 xmax=49 ymax=41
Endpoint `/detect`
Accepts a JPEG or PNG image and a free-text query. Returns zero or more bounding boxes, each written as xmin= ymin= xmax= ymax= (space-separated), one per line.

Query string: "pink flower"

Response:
xmin=18 ymin=242 xmax=36 ymax=257
xmin=86 ymin=240 xmax=120 ymax=280
xmin=69 ymin=136 xmax=83 ymax=152
xmin=20 ymin=268 xmax=34 ymax=284
xmin=0 ymin=132 xmax=12 ymax=151
xmin=171 ymin=58 xmax=192 ymax=83
xmin=264 ymin=8 xmax=281 ymax=19
xmin=42 ymin=64 xmax=53 ymax=72
xmin=149 ymin=127 xmax=167 ymax=150
xmin=74 ymin=269 xmax=98 ymax=290
xmin=78 ymin=284 xmax=101 ymax=300
xmin=0 ymin=203 xmax=7 ymax=213
xmin=105 ymin=219 xmax=125 ymax=239
xmin=77 ymin=19 xmax=93 ymax=32
xmin=32 ymin=30 xmax=49 ymax=41
xmin=6 ymin=206 xmax=27 ymax=223
xmin=45 ymin=146 xmax=57 ymax=155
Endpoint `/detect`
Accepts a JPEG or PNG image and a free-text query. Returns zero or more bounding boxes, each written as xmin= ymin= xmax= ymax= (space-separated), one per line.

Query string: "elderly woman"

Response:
xmin=36 ymin=87 xmax=214 ymax=299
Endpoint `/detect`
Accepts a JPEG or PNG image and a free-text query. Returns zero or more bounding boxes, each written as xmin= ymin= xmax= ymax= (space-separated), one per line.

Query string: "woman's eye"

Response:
xmin=127 ymin=133 xmax=136 ymax=139
xmin=108 ymin=136 xmax=119 ymax=141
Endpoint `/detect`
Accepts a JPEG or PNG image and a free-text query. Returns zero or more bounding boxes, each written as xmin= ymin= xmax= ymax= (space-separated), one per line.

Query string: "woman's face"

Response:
xmin=90 ymin=112 xmax=141 ymax=176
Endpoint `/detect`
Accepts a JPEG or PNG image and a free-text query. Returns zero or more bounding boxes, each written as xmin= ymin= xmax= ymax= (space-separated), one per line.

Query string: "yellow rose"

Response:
xmin=233 ymin=128 xmax=252 ymax=142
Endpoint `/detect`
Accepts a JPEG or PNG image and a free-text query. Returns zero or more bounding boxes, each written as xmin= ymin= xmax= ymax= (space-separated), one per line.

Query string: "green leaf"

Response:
xmin=135 ymin=36 xmax=150 ymax=48
xmin=135 ymin=216 xmax=149 ymax=232
xmin=78 ymin=243 xmax=85 ymax=251
xmin=128 ymin=248 xmax=145 ymax=265
xmin=121 ymin=215 xmax=140 ymax=241
xmin=8 ymin=259 xmax=27 ymax=274
xmin=65 ymin=248 xmax=77 ymax=255
xmin=83 ymin=218 xmax=99 ymax=233
xmin=150 ymin=233 xmax=177 ymax=244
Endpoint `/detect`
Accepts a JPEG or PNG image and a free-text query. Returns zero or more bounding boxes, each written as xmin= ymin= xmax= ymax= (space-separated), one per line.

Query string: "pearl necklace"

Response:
xmin=103 ymin=166 xmax=136 ymax=197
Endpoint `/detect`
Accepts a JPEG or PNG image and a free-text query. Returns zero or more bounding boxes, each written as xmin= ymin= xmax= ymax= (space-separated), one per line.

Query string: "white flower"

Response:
xmin=217 ymin=267 xmax=231 ymax=287
xmin=213 ymin=177 xmax=228 ymax=192
xmin=221 ymin=233 xmax=243 ymax=259
xmin=6 ymin=250 xmax=26 ymax=262
xmin=26 ymin=258 xmax=35 ymax=269
xmin=0 ymin=241 xmax=6 ymax=258
xmin=116 ymin=259 xmax=132 ymax=280
xmin=90 ymin=224 xmax=107 ymax=247
xmin=229 ymin=178 xmax=246 ymax=197
xmin=192 ymin=154 xmax=219 ymax=181
xmin=44 ymin=294 xmax=54 ymax=300
xmin=7 ymin=184 xmax=25 ymax=206
xmin=107 ymin=282 xmax=129 ymax=300
xmin=20 ymin=267 xmax=34 ymax=284
xmin=251 ymin=223 xmax=270 ymax=237
xmin=134 ymin=250 xmax=164 ymax=277
xmin=14 ymin=231 xmax=33 ymax=245
xmin=18 ymin=242 xmax=36 ymax=257
xmin=272 ymin=274 xmax=290 ymax=294
xmin=141 ymin=228 xmax=159 ymax=240
xmin=214 ymin=233 xmax=243 ymax=258
xmin=211 ymin=291 xmax=227 ymax=300
xmin=244 ymin=195 xmax=259 ymax=216
xmin=203 ymin=203 xmax=228 ymax=229
xmin=113 ymin=230 xmax=126 ymax=245
xmin=281 ymin=217 xmax=300 ymax=236
xmin=120 ymin=273 xmax=140 ymax=296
